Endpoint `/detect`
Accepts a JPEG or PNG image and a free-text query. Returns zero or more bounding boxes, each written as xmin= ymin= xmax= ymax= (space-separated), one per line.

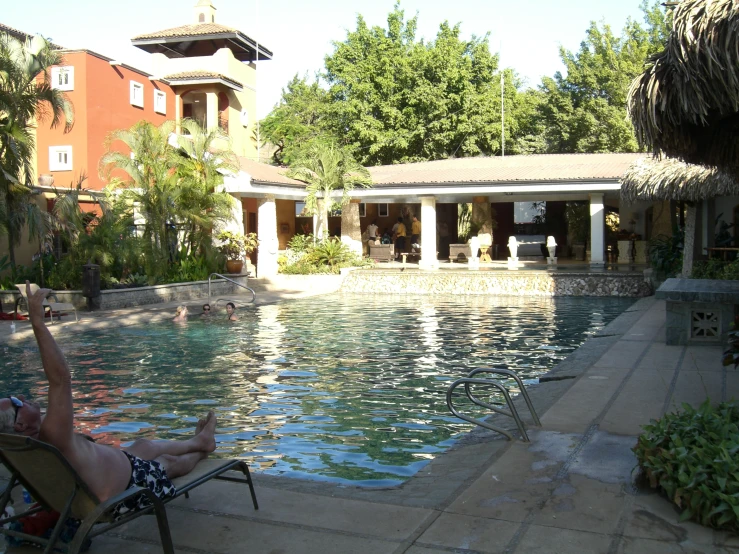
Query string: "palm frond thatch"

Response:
xmin=627 ymin=0 xmax=739 ymax=171
xmin=620 ymin=156 xmax=739 ymax=204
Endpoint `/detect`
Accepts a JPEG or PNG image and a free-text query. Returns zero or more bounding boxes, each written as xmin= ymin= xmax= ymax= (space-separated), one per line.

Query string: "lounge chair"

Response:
xmin=14 ymin=284 xmax=78 ymax=324
xmin=0 ymin=433 xmax=259 ymax=553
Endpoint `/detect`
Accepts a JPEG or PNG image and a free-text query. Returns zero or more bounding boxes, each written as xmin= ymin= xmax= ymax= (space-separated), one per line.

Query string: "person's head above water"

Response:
xmin=226 ymin=302 xmax=236 ymax=314
xmin=202 ymin=303 xmax=211 ymax=313
xmin=0 ymin=395 xmax=42 ymax=438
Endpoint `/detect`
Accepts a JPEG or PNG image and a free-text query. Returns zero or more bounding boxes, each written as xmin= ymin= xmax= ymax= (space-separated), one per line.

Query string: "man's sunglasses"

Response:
xmin=8 ymin=396 xmax=22 ymax=423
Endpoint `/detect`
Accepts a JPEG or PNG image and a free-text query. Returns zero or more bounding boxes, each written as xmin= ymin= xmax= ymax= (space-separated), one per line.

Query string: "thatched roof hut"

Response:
xmin=620 ymin=157 xmax=739 ymax=204
xmin=628 ymin=0 xmax=739 ymax=172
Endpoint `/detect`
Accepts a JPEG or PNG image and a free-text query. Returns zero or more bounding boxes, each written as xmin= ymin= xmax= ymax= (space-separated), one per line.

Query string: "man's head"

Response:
xmin=0 ymin=395 xmax=42 ymax=438
xmin=412 ymin=215 xmax=418 ymax=221
xmin=397 ymin=217 xmax=403 ymax=223
xmin=202 ymin=303 xmax=211 ymax=313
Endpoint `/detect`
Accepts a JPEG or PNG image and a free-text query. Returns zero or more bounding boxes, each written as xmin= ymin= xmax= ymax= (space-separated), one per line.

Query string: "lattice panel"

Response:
xmin=691 ymin=310 xmax=720 ymax=339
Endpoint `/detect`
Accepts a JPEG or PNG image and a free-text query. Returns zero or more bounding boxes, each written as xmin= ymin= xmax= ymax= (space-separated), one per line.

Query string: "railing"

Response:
xmin=208 ymin=273 xmax=255 ymax=304
xmin=446 ymin=368 xmax=541 ymax=442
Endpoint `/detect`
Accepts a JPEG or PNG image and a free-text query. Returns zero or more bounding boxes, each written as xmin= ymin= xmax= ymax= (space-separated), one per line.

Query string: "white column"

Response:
xmin=206 ymin=91 xmax=218 ymax=133
xmin=224 ymin=195 xmax=244 ymax=235
xmin=420 ymin=196 xmax=438 ymax=269
xmin=257 ymin=195 xmax=279 ymax=278
xmin=589 ymin=193 xmax=605 ymax=267
xmin=341 ymin=200 xmax=362 ymax=257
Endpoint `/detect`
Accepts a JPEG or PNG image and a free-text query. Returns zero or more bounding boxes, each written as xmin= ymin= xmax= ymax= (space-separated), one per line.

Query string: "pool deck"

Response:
xmin=2 ymin=288 xmax=737 ymax=553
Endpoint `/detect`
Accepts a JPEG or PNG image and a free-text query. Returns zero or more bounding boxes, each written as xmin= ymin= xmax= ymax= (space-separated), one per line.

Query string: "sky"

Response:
xmin=3 ymin=0 xmax=650 ymax=119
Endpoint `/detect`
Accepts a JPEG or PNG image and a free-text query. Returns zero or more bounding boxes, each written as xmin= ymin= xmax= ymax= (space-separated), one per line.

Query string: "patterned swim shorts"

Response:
xmin=112 ymin=451 xmax=176 ymax=519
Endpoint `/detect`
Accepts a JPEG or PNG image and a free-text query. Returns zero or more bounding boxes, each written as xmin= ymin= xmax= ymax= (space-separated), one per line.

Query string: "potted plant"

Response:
xmin=216 ymin=231 xmax=259 ymax=274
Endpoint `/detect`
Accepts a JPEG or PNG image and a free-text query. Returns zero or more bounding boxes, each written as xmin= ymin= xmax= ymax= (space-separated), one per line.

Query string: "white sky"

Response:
xmin=4 ymin=0 xmax=649 ymax=119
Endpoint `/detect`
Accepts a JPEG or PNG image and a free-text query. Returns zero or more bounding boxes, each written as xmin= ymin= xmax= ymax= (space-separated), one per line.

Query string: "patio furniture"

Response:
xmin=369 ymin=243 xmax=395 ymax=262
xmin=14 ymin=284 xmax=78 ymax=325
xmin=0 ymin=433 xmax=259 ymax=553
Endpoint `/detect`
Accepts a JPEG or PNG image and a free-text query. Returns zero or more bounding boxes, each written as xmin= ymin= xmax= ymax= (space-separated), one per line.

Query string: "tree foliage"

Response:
xmin=286 ymin=142 xmax=371 ymax=238
xmin=536 ymin=1 xmax=671 ymax=153
xmin=0 ymin=31 xmax=74 ymax=266
xmin=100 ymin=119 xmax=236 ymax=281
xmin=260 ymin=1 xmax=671 ymax=164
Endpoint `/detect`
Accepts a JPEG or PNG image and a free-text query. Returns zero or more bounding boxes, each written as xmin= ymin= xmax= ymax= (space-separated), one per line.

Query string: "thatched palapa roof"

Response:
xmin=620 ymin=156 xmax=739 ymax=204
xmin=628 ymin=0 xmax=739 ymax=172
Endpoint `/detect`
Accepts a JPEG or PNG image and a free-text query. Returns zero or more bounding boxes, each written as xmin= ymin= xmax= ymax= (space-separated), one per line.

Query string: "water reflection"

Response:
xmin=0 ymin=294 xmax=633 ymax=485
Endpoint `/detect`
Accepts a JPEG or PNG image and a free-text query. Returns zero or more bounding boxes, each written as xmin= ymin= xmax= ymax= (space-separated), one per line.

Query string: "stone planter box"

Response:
xmin=0 ymin=275 xmax=250 ymax=312
xmin=655 ymin=278 xmax=739 ymax=345
xmin=369 ymin=243 xmax=395 ymax=262
xmin=449 ymin=244 xmax=472 ymax=262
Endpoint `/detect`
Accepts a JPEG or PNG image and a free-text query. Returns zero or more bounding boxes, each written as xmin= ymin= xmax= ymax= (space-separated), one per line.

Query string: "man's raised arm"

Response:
xmin=27 ymin=281 xmax=75 ymax=448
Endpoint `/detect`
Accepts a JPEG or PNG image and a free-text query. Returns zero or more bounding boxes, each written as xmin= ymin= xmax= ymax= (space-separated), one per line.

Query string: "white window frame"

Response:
xmin=378 ymin=203 xmax=389 ymax=217
xmin=51 ymin=66 xmax=74 ymax=91
xmin=49 ymin=146 xmax=73 ymax=171
xmin=153 ymin=90 xmax=167 ymax=115
xmin=358 ymin=203 xmax=366 ymax=218
xmin=130 ymin=81 xmax=144 ymax=108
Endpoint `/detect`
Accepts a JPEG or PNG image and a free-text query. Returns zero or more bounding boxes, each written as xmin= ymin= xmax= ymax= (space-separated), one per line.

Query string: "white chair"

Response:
xmin=15 ymin=284 xmax=78 ymax=324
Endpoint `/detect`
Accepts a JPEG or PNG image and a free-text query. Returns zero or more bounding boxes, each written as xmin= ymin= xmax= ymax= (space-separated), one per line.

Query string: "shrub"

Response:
xmin=691 ymin=258 xmax=739 ymax=280
xmin=633 ymin=400 xmax=739 ymax=531
xmin=649 ymin=230 xmax=683 ymax=278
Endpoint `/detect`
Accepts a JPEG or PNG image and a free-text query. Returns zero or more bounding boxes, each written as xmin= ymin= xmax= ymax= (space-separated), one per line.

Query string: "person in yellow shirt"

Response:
xmin=392 ymin=217 xmax=407 ymax=258
xmin=410 ymin=215 xmax=421 ymax=250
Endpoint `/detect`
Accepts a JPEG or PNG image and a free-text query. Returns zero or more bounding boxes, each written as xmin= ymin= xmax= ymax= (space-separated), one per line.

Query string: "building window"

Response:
xmin=154 ymin=90 xmax=166 ymax=115
xmin=51 ymin=66 xmax=74 ymax=91
xmin=358 ymin=203 xmax=366 ymax=217
xmin=130 ymin=81 xmax=144 ymax=108
xmin=49 ymin=146 xmax=73 ymax=171
xmin=378 ymin=203 xmax=389 ymax=217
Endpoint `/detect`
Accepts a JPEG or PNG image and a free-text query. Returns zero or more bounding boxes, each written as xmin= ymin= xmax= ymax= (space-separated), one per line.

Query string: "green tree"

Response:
xmin=287 ymin=143 xmax=371 ymax=238
xmin=171 ymin=119 xmax=238 ymax=258
xmin=100 ymin=119 xmax=236 ymax=281
xmin=323 ymin=6 xmax=504 ymax=165
xmin=259 ymin=75 xmax=334 ymax=165
xmin=536 ymin=1 xmax=670 ymax=153
xmin=0 ymin=32 xmax=74 ymax=267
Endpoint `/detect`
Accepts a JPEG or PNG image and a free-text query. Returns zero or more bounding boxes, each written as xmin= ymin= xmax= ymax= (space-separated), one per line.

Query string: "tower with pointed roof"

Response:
xmin=131 ymin=0 xmax=271 ymax=161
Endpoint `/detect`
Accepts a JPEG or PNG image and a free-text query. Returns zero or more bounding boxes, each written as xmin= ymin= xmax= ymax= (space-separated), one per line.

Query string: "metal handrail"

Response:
xmin=466 ymin=368 xmax=541 ymax=427
xmin=208 ymin=273 xmax=255 ymax=303
xmin=446 ymin=368 xmax=541 ymax=442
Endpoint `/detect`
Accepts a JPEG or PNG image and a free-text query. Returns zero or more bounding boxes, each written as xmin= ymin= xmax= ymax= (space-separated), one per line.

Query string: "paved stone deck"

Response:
xmin=1 ymin=290 xmax=735 ymax=553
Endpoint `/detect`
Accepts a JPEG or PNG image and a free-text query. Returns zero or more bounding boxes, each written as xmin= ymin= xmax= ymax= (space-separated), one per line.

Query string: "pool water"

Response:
xmin=1 ymin=294 xmax=633 ymax=486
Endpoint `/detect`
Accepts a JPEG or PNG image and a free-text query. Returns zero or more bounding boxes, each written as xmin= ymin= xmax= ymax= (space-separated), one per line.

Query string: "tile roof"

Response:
xmin=237 ymin=158 xmax=304 ymax=186
xmin=367 ymin=153 xmax=648 ymax=186
xmin=132 ymin=23 xmax=240 ymax=41
xmin=163 ymin=70 xmax=242 ymax=89
xmin=0 ymin=22 xmax=63 ymax=48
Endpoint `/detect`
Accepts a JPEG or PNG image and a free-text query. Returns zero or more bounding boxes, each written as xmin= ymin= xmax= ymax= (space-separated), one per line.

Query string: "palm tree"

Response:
xmin=100 ymin=119 xmax=238 ymax=279
xmin=171 ymin=118 xmax=238 ymax=257
xmin=100 ymin=120 xmax=177 ymax=279
xmin=287 ymin=142 xmax=371 ymax=238
xmin=0 ymin=32 xmax=74 ymax=267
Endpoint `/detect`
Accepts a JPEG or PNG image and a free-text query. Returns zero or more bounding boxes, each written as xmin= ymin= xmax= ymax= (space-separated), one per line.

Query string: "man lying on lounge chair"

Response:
xmin=0 ymin=282 xmax=217 ymax=517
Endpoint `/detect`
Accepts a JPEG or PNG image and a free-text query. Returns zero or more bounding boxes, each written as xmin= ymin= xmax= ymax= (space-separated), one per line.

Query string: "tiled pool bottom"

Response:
xmin=1 ymin=295 xmax=635 ymax=486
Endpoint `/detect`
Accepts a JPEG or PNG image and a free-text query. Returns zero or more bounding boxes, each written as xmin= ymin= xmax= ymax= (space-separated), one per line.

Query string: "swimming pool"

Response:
xmin=1 ymin=294 xmax=634 ymax=486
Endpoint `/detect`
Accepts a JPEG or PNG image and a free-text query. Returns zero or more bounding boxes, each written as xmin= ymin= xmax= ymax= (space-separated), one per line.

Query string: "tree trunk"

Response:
xmin=681 ymin=203 xmax=696 ymax=278
xmin=316 ymin=199 xmax=328 ymax=239
xmin=7 ymin=229 xmax=16 ymax=269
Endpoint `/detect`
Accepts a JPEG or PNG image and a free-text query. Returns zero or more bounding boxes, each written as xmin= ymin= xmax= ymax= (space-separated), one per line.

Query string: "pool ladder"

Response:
xmin=208 ymin=273 xmax=256 ymax=305
xmin=446 ymin=368 xmax=541 ymax=442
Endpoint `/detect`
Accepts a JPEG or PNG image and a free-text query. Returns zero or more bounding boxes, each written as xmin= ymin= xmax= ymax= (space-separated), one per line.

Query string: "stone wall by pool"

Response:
xmin=340 ymin=269 xmax=653 ymax=297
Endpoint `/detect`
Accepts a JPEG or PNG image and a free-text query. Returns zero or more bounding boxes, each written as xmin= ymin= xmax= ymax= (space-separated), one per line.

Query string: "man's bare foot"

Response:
xmin=194 ymin=411 xmax=217 ymax=453
xmin=194 ymin=418 xmax=206 ymax=436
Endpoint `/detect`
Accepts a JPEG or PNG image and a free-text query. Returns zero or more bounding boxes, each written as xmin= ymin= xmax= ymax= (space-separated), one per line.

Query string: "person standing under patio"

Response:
xmin=393 ymin=217 xmax=407 ymax=259
xmin=411 ymin=215 xmax=422 ymax=250
xmin=367 ymin=220 xmax=379 ymax=242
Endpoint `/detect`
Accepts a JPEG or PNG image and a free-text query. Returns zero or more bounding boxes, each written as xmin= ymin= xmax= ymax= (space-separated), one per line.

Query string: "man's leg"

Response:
xmin=125 ymin=412 xmax=216 ymax=461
